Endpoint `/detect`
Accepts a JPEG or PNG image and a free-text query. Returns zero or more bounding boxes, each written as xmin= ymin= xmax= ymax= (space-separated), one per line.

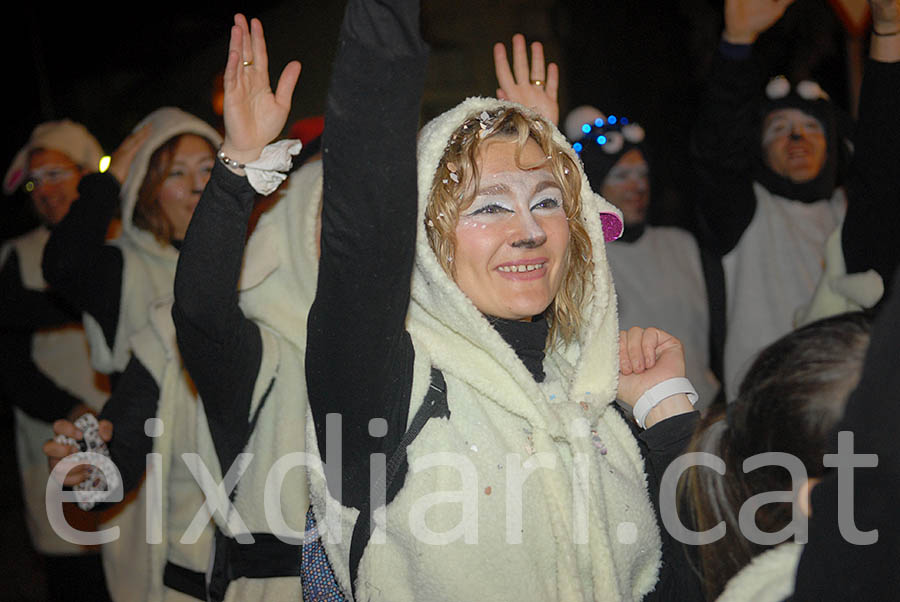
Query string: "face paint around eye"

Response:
xmin=452 ymin=137 xmax=570 ymax=321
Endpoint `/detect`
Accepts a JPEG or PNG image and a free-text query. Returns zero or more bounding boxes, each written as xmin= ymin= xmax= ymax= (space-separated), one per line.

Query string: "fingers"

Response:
xmin=53 ymin=418 xmax=82 ymax=440
xmin=545 ymin=62 xmax=559 ymax=101
xmin=641 ymin=328 xmax=660 ymax=370
xmin=44 ymin=438 xmax=78 ymax=461
xmin=250 ymin=17 xmax=269 ymax=72
xmin=98 ymin=420 xmax=114 ymax=443
xmin=626 ymin=326 xmax=646 ymax=372
xmin=224 ymin=24 xmax=242 ymax=90
xmin=234 ymin=14 xmax=252 ymax=65
xmin=493 ymin=42 xmax=515 ymax=91
xmin=511 ymin=34 xmax=530 ymax=84
xmin=43 ymin=437 xmax=87 ymax=487
xmin=529 ymin=41 xmax=546 ymax=84
xmin=274 ymin=61 xmax=302 ymax=108
xmin=618 ymin=330 xmax=632 ymax=375
xmin=619 ymin=327 xmax=671 ymax=374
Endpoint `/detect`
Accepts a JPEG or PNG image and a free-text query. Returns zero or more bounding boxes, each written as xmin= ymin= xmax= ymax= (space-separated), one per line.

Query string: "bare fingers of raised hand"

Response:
xmin=493 ymin=42 xmax=516 ymax=90
xmin=274 ymin=61 xmax=302 ymax=108
xmin=529 ymin=41 xmax=546 ymax=85
xmin=545 ymin=62 xmax=559 ymax=100
xmin=511 ymin=34 xmax=531 ymax=84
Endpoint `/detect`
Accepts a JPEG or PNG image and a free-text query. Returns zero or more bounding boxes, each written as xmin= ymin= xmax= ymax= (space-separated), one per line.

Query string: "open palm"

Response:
xmin=222 ymin=14 xmax=302 ymax=163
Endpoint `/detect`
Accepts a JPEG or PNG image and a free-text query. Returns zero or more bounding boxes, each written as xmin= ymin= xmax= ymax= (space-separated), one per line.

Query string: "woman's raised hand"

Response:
xmin=43 ymin=418 xmax=114 ymax=487
xmin=493 ymin=34 xmax=560 ymax=126
xmin=108 ymin=124 xmax=152 ymax=185
xmin=221 ymin=14 xmax=302 ymax=166
xmin=723 ymin=0 xmax=795 ymax=45
xmin=617 ymin=327 xmax=695 ymax=428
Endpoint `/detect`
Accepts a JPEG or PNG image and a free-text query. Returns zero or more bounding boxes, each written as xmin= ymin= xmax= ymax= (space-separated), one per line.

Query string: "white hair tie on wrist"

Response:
xmin=632 ymin=377 xmax=698 ymax=429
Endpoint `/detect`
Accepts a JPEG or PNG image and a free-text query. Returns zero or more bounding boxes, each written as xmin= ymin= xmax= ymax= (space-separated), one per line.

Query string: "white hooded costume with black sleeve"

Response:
xmin=303 ymin=2 xmax=701 ymax=600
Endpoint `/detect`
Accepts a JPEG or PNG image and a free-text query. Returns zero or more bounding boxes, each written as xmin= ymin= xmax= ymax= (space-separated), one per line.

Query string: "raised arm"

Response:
xmin=690 ymin=0 xmax=795 ymax=255
xmin=841 ymin=0 xmax=900 ymax=297
xmin=305 ymin=0 xmax=428 ymax=507
xmin=41 ymin=126 xmax=151 ymax=348
xmin=173 ymin=14 xmax=299 ymax=473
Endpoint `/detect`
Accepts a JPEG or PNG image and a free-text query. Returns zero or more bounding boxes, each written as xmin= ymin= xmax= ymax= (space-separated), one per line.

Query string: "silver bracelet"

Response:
xmin=217 ymin=148 xmax=246 ymax=170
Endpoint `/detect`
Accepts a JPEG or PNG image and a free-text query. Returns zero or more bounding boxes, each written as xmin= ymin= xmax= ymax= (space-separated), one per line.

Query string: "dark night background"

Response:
xmin=0 ymin=0 xmax=865 ymax=597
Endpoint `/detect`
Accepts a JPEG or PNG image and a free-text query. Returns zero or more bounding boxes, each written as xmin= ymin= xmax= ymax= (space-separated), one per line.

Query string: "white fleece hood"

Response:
xmin=83 ymin=108 xmax=222 ymax=374
xmin=119 ymin=107 xmax=222 ymax=259
xmin=410 ymin=96 xmax=626 ymax=431
xmin=327 ymin=98 xmax=663 ymax=602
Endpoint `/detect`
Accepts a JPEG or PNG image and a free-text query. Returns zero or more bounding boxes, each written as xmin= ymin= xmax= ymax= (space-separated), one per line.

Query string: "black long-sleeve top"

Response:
xmin=172 ymin=162 xmax=262 ymax=477
xmin=41 ymin=172 xmax=124 ymax=350
xmin=0 ymin=248 xmax=84 ymax=422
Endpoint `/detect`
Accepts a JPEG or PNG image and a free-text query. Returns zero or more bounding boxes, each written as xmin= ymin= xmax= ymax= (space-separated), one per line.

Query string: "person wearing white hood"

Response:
xmin=41 ymin=108 xmax=222 ymax=601
xmin=309 ymin=0 xmax=703 ymax=599
xmin=2 ymin=120 xmax=112 ymax=601
xmin=171 ymin=2 xmax=706 ymax=600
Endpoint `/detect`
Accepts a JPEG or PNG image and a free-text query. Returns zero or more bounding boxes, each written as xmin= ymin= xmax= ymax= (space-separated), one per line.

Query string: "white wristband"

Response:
xmin=245 ymin=139 xmax=303 ymax=196
xmin=632 ymin=377 xmax=698 ymax=429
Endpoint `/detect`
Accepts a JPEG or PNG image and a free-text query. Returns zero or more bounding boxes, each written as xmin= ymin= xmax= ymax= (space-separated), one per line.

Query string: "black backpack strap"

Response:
xmin=700 ymin=245 xmax=728 ymax=407
xmin=348 ymin=367 xmax=449 ymax=598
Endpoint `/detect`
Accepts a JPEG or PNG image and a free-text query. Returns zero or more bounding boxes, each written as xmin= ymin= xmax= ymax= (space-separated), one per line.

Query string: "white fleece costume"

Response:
xmin=189 ymin=160 xmax=322 ymax=602
xmin=722 ymin=184 xmax=844 ymax=401
xmin=80 ymin=107 xmax=221 ymax=602
xmin=308 ymin=98 xmax=663 ymax=601
xmin=83 ymin=107 xmax=222 ymax=375
xmin=127 ymin=297 xmax=214 ymax=602
xmin=1 ymin=228 xmax=108 ymax=555
xmin=716 ymin=542 xmax=803 ymax=602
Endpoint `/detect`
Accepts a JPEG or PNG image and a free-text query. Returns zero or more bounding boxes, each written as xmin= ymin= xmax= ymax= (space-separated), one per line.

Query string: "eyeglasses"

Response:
xmin=25 ymin=165 xmax=77 ymax=191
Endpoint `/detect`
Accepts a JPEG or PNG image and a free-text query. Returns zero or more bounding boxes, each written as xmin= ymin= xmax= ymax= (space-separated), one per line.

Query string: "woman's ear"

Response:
xmin=797 ymin=477 xmax=821 ymax=518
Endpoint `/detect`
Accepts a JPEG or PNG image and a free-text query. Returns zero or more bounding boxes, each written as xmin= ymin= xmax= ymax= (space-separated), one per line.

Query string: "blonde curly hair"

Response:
xmin=424 ymin=107 xmax=593 ymax=347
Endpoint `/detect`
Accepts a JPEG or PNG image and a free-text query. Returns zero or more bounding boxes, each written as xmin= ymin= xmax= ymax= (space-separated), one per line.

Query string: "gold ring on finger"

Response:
xmin=242 ymin=60 xmax=253 ymax=67
xmin=530 ymin=79 xmax=544 ymax=87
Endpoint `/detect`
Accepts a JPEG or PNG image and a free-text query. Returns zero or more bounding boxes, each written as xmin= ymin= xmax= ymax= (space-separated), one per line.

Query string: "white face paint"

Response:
xmin=453 ymin=138 xmax=570 ymax=321
xmin=761 ymin=108 xmax=827 ymax=183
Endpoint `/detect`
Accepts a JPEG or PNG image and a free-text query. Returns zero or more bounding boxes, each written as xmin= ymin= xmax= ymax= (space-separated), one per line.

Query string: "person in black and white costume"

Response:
xmin=1 ymin=120 xmax=112 ymax=601
xmin=690 ymin=0 xmax=900 ymax=401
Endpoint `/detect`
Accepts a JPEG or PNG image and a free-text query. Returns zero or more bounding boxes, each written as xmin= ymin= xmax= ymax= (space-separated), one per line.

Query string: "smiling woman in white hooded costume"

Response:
xmin=189 ymin=1 xmax=703 ymax=600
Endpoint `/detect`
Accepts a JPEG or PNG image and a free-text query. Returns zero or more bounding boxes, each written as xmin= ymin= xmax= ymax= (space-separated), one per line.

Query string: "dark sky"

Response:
xmin=3 ymin=0 xmax=856 ymax=237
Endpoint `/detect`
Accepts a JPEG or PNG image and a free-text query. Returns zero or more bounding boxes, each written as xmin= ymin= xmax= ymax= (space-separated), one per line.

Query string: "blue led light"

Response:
xmin=608 ymin=115 xmax=617 ymax=124
xmin=581 ymin=123 xmax=591 ymax=134
xmin=594 ymin=118 xmax=604 ymax=127
xmin=596 ymin=135 xmax=607 ymax=145
xmin=620 ymin=117 xmax=629 ymax=124
xmin=573 ymin=142 xmax=583 ymax=152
